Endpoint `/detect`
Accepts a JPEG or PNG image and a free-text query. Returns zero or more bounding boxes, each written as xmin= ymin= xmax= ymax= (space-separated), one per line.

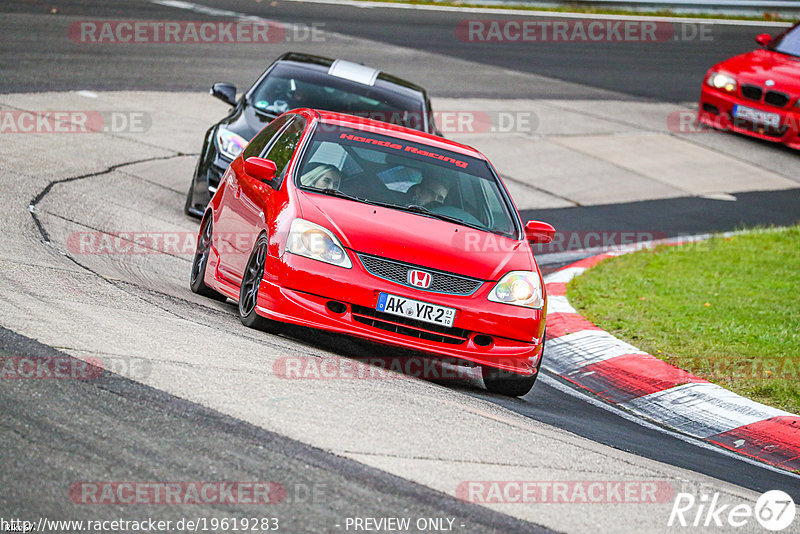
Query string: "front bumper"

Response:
xmin=215 ymin=248 xmax=545 ymax=375
xmin=698 ymin=87 xmax=800 ymax=149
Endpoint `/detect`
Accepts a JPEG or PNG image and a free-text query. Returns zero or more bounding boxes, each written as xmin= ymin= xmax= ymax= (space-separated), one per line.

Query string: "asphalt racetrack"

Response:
xmin=1 ymin=1 xmax=799 ymax=532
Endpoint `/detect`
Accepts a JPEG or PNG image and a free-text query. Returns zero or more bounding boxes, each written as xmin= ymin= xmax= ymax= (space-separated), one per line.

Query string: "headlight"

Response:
xmin=707 ymin=72 xmax=737 ymax=93
xmin=286 ymin=218 xmax=352 ymax=269
xmin=215 ymin=128 xmax=247 ymax=160
xmin=488 ymin=271 xmax=544 ymax=309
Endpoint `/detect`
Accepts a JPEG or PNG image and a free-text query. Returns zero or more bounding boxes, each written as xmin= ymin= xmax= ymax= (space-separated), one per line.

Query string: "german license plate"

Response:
xmin=376 ymin=292 xmax=455 ymax=327
xmin=733 ymin=105 xmax=781 ymax=128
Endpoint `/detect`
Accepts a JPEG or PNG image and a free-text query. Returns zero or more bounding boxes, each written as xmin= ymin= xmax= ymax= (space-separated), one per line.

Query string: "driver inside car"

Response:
xmin=409 ymin=176 xmax=449 ymax=208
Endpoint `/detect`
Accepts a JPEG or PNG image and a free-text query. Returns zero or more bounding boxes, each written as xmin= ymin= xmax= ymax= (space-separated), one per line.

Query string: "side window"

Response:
xmin=264 ymin=116 xmax=307 ymax=179
xmin=242 ymin=115 xmax=291 ymax=160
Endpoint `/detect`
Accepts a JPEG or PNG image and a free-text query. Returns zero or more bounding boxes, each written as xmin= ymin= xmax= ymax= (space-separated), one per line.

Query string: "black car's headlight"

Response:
xmin=707 ymin=72 xmax=737 ymax=93
xmin=286 ymin=219 xmax=352 ymax=269
xmin=215 ymin=128 xmax=247 ymax=160
xmin=488 ymin=271 xmax=544 ymax=309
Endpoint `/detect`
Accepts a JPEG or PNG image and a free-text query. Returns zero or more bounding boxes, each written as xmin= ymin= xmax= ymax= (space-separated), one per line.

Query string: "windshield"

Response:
xmin=295 ymin=125 xmax=519 ymax=238
xmin=772 ymin=24 xmax=800 ymax=57
xmin=249 ymin=64 xmax=427 ymax=130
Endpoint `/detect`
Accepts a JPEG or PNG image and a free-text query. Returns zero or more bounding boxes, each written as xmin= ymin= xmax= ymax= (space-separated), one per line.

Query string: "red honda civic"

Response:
xmin=190 ymin=108 xmax=555 ymax=396
xmin=698 ymin=21 xmax=800 ymax=149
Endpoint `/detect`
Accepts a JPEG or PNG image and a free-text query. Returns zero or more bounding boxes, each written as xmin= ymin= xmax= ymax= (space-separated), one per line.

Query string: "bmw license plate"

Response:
xmin=733 ymin=105 xmax=781 ymax=128
xmin=376 ymin=292 xmax=455 ymax=327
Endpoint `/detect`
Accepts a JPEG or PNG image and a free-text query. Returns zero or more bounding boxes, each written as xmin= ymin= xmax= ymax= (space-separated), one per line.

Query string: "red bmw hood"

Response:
xmin=715 ymin=49 xmax=800 ymax=94
xmin=297 ymin=191 xmax=533 ymax=281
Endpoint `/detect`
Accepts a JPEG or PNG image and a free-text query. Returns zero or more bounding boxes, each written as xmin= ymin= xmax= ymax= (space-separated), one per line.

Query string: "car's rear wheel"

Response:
xmin=190 ymin=216 xmax=227 ymax=302
xmin=238 ymin=235 xmax=281 ymax=334
xmin=482 ymin=337 xmax=544 ymax=397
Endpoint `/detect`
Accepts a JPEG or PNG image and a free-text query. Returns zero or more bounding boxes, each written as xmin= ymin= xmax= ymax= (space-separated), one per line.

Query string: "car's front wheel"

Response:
xmin=190 ymin=216 xmax=227 ymax=302
xmin=238 ymin=235 xmax=281 ymax=334
xmin=482 ymin=338 xmax=544 ymax=397
xmin=482 ymin=367 xmax=537 ymax=397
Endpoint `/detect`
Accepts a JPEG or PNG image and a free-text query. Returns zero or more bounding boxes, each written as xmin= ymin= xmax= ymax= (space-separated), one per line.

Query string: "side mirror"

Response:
xmin=524 ymin=220 xmax=555 ymax=244
xmin=210 ymin=82 xmax=237 ymax=106
xmin=755 ymin=33 xmax=772 ymax=46
xmin=244 ymin=157 xmax=277 ymax=185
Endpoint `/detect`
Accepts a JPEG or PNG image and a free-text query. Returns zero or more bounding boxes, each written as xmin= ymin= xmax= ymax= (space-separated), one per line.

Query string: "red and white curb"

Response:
xmin=542 ymin=250 xmax=800 ymax=474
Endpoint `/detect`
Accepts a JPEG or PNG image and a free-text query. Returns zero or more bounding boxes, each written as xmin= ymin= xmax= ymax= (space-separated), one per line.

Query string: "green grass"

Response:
xmin=567 ymin=226 xmax=800 ymax=414
xmin=358 ymin=0 xmax=797 ymax=22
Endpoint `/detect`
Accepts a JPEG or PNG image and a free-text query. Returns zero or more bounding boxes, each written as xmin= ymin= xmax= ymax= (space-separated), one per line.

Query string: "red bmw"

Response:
xmin=190 ymin=109 xmax=555 ymax=396
xmin=698 ymin=22 xmax=800 ymax=149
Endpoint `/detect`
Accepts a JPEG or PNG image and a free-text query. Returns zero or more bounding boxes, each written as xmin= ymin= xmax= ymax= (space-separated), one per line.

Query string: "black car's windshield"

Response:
xmin=296 ymin=125 xmax=519 ymax=238
xmin=249 ymin=64 xmax=427 ymax=131
xmin=772 ymin=24 xmax=800 ymax=57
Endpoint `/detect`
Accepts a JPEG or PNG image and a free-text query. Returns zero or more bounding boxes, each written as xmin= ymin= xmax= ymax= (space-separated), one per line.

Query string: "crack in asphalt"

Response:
xmin=29 ymin=154 xmax=183 ymax=243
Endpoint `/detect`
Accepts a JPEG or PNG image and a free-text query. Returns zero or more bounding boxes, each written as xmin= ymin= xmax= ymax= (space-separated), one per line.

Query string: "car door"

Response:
xmin=215 ymin=115 xmax=292 ymax=283
xmin=227 ymin=115 xmax=308 ymax=279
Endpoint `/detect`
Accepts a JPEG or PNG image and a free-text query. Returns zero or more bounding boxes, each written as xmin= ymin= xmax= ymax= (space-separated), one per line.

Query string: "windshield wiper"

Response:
xmin=398 ymin=204 xmax=488 ymax=232
xmin=304 ymin=190 xmax=489 ymax=232
xmin=306 ymin=187 xmax=374 ymax=204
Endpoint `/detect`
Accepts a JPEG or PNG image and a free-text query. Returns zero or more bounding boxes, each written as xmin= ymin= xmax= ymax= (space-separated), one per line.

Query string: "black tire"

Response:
xmin=190 ymin=216 xmax=227 ymax=302
xmin=482 ymin=367 xmax=537 ymax=397
xmin=238 ymin=235 xmax=282 ymax=334
xmin=482 ymin=336 xmax=545 ymax=397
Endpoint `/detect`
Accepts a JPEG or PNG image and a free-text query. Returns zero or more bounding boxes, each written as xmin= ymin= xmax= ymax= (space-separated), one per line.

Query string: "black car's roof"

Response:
xmin=274 ymin=52 xmax=427 ymax=96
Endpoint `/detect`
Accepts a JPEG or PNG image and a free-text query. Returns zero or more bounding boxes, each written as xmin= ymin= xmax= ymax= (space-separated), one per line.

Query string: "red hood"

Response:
xmin=715 ymin=49 xmax=800 ymax=95
xmin=297 ymin=191 xmax=532 ymax=281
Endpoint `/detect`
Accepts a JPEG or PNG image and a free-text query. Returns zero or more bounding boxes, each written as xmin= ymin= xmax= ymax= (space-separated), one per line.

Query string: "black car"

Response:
xmin=185 ymin=52 xmax=441 ymax=217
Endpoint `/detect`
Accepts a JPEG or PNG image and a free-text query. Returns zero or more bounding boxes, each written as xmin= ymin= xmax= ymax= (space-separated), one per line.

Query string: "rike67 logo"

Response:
xmin=669 ymin=490 xmax=796 ymax=531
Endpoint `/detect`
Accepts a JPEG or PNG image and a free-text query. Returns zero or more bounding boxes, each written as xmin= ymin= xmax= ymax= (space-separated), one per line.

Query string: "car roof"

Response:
xmin=299 ymin=108 xmax=487 ymax=160
xmin=275 ymin=52 xmax=427 ymax=95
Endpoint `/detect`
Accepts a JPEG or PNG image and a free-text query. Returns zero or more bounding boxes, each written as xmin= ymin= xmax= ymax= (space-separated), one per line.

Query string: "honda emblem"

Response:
xmin=408 ymin=269 xmax=432 ymax=289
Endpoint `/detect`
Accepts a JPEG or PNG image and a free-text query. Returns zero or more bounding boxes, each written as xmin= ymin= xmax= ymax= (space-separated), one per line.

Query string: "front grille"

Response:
xmin=351 ymin=305 xmax=469 ymax=345
xmin=765 ymin=91 xmax=790 ymax=108
xmin=741 ymin=85 xmax=763 ymax=101
xmin=358 ymin=254 xmax=483 ymax=296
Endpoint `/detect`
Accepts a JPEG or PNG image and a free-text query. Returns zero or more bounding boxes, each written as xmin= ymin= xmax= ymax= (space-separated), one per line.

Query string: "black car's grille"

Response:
xmin=765 ymin=91 xmax=790 ymax=108
xmin=741 ymin=85 xmax=763 ymax=101
xmin=351 ymin=305 xmax=469 ymax=345
xmin=357 ymin=254 xmax=483 ymax=296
